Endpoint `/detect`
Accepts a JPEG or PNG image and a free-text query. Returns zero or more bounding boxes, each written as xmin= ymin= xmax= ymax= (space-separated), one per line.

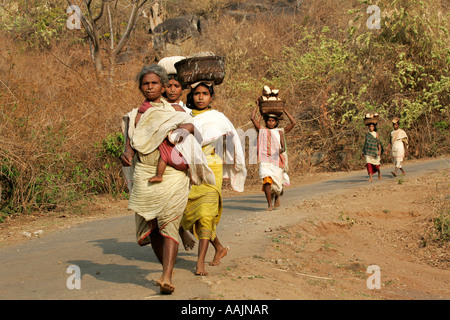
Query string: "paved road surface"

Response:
xmin=1 ymin=157 xmax=448 ymax=300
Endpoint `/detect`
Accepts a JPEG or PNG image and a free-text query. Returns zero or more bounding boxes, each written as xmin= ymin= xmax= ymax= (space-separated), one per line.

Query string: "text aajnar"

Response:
xmin=181 ymin=304 xmax=269 ymax=317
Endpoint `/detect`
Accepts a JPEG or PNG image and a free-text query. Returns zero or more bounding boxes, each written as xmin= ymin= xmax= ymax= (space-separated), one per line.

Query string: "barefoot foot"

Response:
xmin=195 ymin=264 xmax=208 ymax=276
xmin=159 ymin=281 xmax=175 ymax=294
xmin=209 ymin=246 xmax=229 ymax=266
xmin=274 ymin=196 xmax=281 ymax=208
xmin=180 ymin=230 xmax=196 ymax=251
xmin=154 ymin=271 xmax=175 ymax=287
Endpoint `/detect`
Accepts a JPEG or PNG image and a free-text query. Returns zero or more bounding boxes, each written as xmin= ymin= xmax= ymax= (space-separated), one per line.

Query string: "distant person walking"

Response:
xmin=251 ymin=102 xmax=296 ymax=210
xmin=385 ymin=116 xmax=408 ymax=177
xmin=362 ymin=122 xmax=383 ymax=182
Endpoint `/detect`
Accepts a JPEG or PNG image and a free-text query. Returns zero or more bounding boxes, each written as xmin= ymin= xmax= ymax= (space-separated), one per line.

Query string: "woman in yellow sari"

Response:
xmin=182 ymin=82 xmax=246 ymax=276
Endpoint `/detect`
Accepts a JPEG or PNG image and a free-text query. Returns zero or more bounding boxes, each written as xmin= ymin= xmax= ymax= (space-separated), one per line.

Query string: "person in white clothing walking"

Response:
xmin=385 ymin=116 xmax=409 ymax=177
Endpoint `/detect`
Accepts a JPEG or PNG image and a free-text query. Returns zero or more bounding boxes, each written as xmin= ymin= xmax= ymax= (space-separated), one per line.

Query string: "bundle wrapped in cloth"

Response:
xmin=158 ymin=56 xmax=186 ymax=75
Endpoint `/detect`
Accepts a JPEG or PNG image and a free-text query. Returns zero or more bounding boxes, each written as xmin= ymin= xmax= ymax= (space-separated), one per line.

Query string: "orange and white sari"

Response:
xmin=258 ymin=128 xmax=290 ymax=196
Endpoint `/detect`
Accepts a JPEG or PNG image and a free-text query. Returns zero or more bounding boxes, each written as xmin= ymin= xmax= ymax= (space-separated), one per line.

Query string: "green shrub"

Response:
xmin=433 ymin=211 xmax=450 ymax=242
xmin=0 ymin=1 xmax=67 ymax=49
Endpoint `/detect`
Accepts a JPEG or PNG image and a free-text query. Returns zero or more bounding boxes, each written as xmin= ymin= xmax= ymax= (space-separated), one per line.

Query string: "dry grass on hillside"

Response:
xmin=0 ymin=0 xmax=448 ymax=216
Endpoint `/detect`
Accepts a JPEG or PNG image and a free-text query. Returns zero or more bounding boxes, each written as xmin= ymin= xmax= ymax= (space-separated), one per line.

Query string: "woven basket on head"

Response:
xmin=364 ymin=118 xmax=378 ymax=125
xmin=259 ymin=98 xmax=285 ymax=119
xmin=175 ymin=56 xmax=225 ymax=86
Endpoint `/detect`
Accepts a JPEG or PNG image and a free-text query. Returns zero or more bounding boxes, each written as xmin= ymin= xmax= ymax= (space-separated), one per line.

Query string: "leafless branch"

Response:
xmin=113 ymin=0 xmax=149 ymax=56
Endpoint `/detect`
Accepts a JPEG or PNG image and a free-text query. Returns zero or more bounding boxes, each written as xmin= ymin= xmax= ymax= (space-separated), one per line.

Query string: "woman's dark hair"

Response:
xmin=367 ymin=123 xmax=378 ymax=132
xmin=185 ymin=83 xmax=215 ymax=109
xmin=168 ymin=74 xmax=181 ymax=82
xmin=162 ymin=74 xmax=182 ymax=99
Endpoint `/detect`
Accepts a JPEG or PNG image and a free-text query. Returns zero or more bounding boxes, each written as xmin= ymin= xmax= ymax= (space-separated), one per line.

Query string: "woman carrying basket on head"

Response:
xmin=361 ymin=114 xmax=383 ymax=182
xmin=251 ymin=100 xmax=296 ymax=211
xmin=120 ymin=64 xmax=212 ymax=294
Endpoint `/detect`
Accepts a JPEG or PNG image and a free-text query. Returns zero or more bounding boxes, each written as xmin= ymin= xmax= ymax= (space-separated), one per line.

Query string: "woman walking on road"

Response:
xmin=251 ymin=102 xmax=296 ymax=211
xmin=181 ymin=82 xmax=247 ymax=276
xmin=385 ymin=117 xmax=408 ymax=177
xmin=362 ymin=122 xmax=383 ymax=182
xmin=120 ymin=64 xmax=196 ymax=294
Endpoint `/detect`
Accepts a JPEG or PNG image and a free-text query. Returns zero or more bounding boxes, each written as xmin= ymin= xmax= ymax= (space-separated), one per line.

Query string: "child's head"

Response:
xmin=186 ymin=82 xmax=215 ymax=110
xmin=263 ymin=114 xmax=279 ymax=129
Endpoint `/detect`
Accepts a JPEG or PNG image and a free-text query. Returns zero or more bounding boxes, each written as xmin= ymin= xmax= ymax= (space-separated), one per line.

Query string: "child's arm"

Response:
xmin=177 ymin=123 xmax=194 ymax=134
xmin=283 ymin=109 xmax=296 ymax=134
xmin=251 ymin=100 xmax=261 ymax=132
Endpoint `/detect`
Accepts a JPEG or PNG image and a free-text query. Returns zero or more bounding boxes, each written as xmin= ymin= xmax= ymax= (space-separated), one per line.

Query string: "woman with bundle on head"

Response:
xmin=158 ymin=56 xmax=190 ymax=112
xmin=181 ymin=81 xmax=247 ymax=276
xmin=385 ymin=116 xmax=408 ymax=177
xmin=251 ymin=101 xmax=296 ymax=211
xmin=361 ymin=115 xmax=383 ymax=182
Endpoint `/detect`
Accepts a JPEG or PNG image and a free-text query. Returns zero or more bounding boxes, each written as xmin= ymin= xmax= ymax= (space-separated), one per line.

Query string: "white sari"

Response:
xmin=391 ymin=129 xmax=408 ymax=168
xmin=190 ymin=109 xmax=247 ymax=192
xmin=258 ymin=128 xmax=290 ymax=195
xmin=121 ymin=100 xmax=213 ymax=245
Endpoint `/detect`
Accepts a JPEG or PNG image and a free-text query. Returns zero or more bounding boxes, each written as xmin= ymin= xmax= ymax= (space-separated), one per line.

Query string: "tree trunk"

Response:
xmin=93 ymin=46 xmax=103 ymax=73
xmin=66 ymin=0 xmax=149 ymax=77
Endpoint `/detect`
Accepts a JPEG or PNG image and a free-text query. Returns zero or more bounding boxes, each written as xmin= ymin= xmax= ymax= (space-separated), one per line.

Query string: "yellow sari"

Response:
xmin=181 ymin=108 xmax=223 ymax=240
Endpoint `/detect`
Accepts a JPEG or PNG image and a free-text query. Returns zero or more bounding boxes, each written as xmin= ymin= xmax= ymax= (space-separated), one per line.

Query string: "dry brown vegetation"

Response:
xmin=0 ymin=0 xmax=448 ymax=218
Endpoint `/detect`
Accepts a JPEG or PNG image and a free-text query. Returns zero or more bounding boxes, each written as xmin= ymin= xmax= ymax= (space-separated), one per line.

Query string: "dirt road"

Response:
xmin=1 ymin=157 xmax=448 ymax=300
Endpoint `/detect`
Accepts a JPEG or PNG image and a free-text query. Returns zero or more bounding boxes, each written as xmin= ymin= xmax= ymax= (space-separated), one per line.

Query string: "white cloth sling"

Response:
xmin=191 ymin=109 xmax=247 ymax=192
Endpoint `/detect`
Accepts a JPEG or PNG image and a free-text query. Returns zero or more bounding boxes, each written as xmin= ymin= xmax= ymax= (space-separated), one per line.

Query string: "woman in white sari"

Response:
xmin=120 ymin=64 xmax=201 ymax=294
xmin=251 ymin=102 xmax=296 ymax=210
xmin=385 ymin=117 xmax=408 ymax=177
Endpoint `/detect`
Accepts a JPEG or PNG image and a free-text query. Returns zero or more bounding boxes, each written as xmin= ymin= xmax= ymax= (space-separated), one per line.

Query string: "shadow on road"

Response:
xmin=223 ymin=196 xmax=267 ymax=212
xmin=65 ymin=238 xmax=199 ymax=289
xmin=67 ymin=259 xmax=158 ymax=291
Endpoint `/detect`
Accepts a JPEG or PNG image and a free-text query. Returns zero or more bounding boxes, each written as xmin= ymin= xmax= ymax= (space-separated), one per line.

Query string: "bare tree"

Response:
xmin=147 ymin=0 xmax=164 ymax=33
xmin=67 ymin=0 xmax=149 ymax=76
